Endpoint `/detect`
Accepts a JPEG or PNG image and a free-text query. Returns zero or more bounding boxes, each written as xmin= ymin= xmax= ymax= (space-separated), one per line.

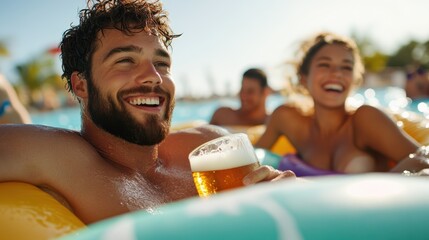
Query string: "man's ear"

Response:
xmin=71 ymin=72 xmax=88 ymax=98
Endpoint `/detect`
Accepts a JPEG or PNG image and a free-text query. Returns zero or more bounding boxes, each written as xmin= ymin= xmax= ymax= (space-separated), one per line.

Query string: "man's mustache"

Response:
xmin=119 ymin=86 xmax=171 ymax=99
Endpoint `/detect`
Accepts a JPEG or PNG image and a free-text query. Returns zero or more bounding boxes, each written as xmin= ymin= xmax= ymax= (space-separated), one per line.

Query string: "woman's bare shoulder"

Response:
xmin=352 ymin=105 xmax=394 ymax=126
xmin=272 ymin=104 xmax=300 ymax=116
xmin=270 ymin=104 xmax=309 ymax=125
xmin=353 ymin=104 xmax=385 ymax=115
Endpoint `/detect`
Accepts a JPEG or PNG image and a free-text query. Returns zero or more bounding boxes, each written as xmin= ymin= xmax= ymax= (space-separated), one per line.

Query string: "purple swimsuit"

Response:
xmin=278 ymin=154 xmax=340 ymax=177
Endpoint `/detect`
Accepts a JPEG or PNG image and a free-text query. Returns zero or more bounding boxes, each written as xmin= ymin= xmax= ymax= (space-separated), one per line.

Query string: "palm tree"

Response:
xmin=14 ymin=48 xmax=63 ymax=109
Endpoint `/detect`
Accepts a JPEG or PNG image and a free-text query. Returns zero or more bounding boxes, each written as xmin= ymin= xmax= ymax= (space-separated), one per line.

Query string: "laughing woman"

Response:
xmin=255 ymin=32 xmax=429 ymax=176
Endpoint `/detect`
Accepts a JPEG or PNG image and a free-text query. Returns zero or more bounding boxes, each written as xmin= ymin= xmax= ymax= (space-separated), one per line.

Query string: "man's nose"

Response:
xmin=136 ymin=61 xmax=162 ymax=86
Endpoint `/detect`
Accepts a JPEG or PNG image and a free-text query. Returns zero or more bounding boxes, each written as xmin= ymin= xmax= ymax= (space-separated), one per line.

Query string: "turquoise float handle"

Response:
xmin=0 ymin=100 xmax=11 ymax=116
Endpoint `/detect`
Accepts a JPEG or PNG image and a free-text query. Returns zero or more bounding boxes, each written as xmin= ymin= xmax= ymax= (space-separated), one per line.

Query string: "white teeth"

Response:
xmin=324 ymin=83 xmax=343 ymax=92
xmin=129 ymin=97 xmax=160 ymax=106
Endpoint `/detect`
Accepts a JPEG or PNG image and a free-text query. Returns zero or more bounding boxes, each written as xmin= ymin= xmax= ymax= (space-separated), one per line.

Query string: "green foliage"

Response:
xmin=350 ymin=31 xmax=388 ymax=73
xmin=386 ymin=41 xmax=420 ymax=68
xmin=13 ymin=51 xmax=64 ymax=108
xmin=0 ymin=40 xmax=9 ymax=57
xmin=15 ymin=54 xmax=61 ymax=91
xmin=363 ymin=52 xmax=388 ymax=73
xmin=419 ymin=40 xmax=429 ymax=69
xmin=351 ymin=30 xmax=429 ymax=72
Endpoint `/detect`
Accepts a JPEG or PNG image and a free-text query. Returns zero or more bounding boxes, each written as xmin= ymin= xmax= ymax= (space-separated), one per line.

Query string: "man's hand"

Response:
xmin=243 ymin=165 xmax=296 ymax=185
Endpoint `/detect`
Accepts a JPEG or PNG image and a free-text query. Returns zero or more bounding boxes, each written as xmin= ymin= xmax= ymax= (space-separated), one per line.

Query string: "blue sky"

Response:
xmin=1 ymin=0 xmax=429 ymax=98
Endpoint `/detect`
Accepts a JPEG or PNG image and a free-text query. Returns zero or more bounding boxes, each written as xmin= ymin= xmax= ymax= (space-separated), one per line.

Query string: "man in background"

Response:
xmin=210 ymin=68 xmax=271 ymax=126
xmin=405 ymin=66 xmax=429 ymax=100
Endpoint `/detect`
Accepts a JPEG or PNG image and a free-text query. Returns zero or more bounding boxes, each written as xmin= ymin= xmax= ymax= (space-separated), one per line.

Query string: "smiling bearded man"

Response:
xmin=87 ymin=80 xmax=175 ymax=145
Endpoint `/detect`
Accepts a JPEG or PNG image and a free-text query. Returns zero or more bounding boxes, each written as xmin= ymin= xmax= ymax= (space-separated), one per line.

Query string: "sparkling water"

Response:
xmin=30 ymin=86 xmax=429 ymax=130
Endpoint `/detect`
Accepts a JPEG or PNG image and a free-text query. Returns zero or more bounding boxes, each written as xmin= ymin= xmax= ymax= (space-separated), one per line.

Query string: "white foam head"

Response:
xmin=189 ymin=133 xmax=258 ymax=172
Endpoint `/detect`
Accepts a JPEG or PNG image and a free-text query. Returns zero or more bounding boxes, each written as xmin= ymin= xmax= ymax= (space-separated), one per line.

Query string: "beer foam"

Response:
xmin=189 ymin=148 xmax=257 ymax=172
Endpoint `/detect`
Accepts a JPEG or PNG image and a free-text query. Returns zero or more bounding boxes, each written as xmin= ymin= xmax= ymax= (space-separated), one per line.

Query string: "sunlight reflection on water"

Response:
xmin=31 ymin=87 xmax=429 ymax=130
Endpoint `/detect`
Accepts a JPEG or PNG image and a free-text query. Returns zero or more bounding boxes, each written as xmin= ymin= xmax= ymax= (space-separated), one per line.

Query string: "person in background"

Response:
xmin=210 ymin=68 xmax=271 ymax=126
xmin=255 ymin=32 xmax=429 ymax=176
xmin=404 ymin=66 xmax=429 ymax=100
xmin=0 ymin=0 xmax=294 ymax=225
xmin=0 ymin=74 xmax=31 ymax=124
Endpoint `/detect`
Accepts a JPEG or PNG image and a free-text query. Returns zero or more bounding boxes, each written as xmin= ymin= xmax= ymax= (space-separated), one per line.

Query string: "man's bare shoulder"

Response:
xmin=1 ymin=124 xmax=80 ymax=140
xmin=213 ymin=106 xmax=236 ymax=114
xmin=160 ymin=125 xmax=229 ymax=167
xmin=210 ymin=107 xmax=238 ymax=125
xmin=0 ymin=124 xmax=92 ymax=157
xmin=165 ymin=124 xmax=229 ymax=148
xmin=0 ymin=124 xmax=102 ymax=188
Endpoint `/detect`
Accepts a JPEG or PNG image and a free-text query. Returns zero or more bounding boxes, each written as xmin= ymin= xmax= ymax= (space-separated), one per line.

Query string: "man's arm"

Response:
xmin=0 ymin=125 xmax=44 ymax=183
xmin=0 ymin=125 xmax=78 ymax=184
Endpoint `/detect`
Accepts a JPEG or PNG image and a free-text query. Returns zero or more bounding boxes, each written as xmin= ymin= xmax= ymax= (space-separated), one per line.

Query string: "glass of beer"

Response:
xmin=189 ymin=133 xmax=260 ymax=197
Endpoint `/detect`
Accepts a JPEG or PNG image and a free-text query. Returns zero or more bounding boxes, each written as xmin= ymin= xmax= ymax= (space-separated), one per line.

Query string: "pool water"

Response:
xmin=30 ymin=86 xmax=429 ymax=130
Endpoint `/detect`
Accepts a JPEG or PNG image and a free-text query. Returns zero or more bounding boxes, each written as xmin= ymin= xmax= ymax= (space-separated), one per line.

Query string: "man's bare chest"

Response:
xmin=67 ymin=170 xmax=197 ymax=224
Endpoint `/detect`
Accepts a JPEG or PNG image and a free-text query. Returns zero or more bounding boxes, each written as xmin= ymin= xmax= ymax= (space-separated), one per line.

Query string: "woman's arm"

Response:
xmin=255 ymin=106 xmax=296 ymax=150
xmin=353 ymin=105 xmax=426 ymax=172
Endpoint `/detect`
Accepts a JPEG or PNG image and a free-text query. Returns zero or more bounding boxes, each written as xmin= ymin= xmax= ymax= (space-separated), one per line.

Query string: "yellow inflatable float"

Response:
xmin=392 ymin=110 xmax=429 ymax=145
xmin=0 ymin=182 xmax=85 ymax=240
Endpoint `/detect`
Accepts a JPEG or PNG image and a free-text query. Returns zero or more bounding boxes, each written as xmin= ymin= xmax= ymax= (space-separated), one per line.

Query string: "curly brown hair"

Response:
xmin=60 ymin=0 xmax=179 ymax=93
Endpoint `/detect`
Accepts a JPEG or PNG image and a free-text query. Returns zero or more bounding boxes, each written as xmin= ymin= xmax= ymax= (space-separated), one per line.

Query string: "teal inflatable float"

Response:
xmin=60 ymin=174 xmax=429 ymax=240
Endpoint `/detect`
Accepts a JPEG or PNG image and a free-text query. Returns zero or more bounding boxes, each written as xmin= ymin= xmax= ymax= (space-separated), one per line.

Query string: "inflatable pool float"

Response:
xmin=0 ymin=182 xmax=85 ymax=240
xmin=392 ymin=110 xmax=429 ymax=145
xmin=59 ymin=174 xmax=429 ymax=240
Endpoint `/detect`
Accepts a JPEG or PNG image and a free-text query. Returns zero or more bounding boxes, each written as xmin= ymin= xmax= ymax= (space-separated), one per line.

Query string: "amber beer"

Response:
xmin=189 ymin=133 xmax=260 ymax=197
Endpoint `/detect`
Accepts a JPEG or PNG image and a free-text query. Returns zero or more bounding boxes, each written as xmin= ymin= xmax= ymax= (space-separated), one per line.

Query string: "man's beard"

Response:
xmin=87 ymin=82 xmax=174 ymax=146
